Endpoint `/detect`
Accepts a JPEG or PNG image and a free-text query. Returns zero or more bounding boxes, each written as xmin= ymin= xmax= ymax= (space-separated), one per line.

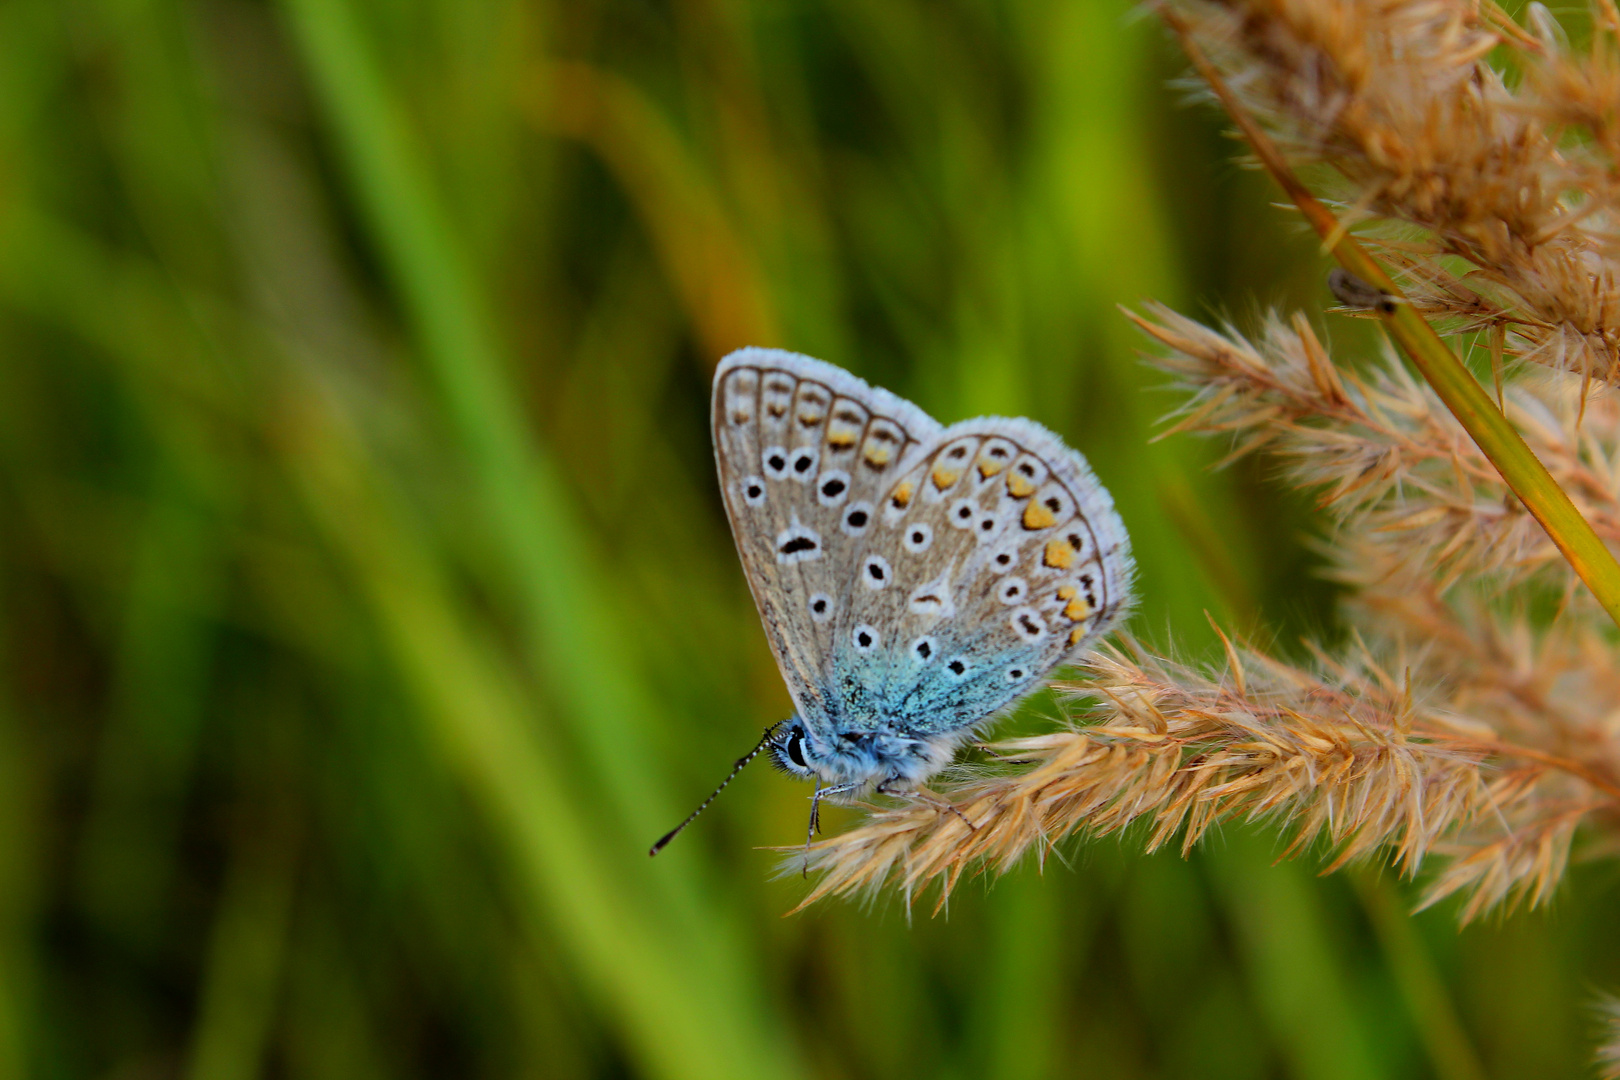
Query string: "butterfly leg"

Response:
xmin=802 ymin=781 xmax=864 ymax=875
xmin=975 ymin=743 xmax=1037 ymax=765
xmin=876 ymin=779 xmax=976 ymax=833
xmin=807 ymin=787 xmax=823 ymax=843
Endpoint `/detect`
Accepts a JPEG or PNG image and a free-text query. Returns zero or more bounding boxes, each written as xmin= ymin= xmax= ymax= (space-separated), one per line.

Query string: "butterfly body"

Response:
xmin=713 ymin=348 xmax=1135 ymax=803
xmin=767 ymin=720 xmax=965 ymax=792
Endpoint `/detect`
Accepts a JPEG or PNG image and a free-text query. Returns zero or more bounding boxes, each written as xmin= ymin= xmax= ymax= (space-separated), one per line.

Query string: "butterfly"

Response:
xmin=651 ymin=348 xmax=1134 ymax=855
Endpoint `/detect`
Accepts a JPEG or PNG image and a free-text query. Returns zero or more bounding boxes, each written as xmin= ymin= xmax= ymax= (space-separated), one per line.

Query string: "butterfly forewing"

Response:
xmin=713 ymin=349 xmax=941 ymax=728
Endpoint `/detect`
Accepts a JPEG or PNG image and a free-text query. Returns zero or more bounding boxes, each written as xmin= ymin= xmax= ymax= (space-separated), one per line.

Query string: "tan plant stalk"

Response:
xmin=793 ymin=633 xmax=1615 ymax=922
xmin=1130 ymin=305 xmax=1620 ymax=591
xmin=1175 ymin=0 xmax=1620 ymax=384
xmin=1161 ymin=0 xmax=1620 ymax=627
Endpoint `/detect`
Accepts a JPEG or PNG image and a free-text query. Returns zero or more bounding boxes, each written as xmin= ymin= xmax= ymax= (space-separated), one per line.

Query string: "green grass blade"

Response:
xmin=281 ymin=387 xmax=806 ymax=1080
xmin=279 ymin=0 xmax=687 ymax=849
xmin=274 ymin=21 xmax=808 ymax=1075
xmin=1209 ymin=834 xmax=1386 ymax=1080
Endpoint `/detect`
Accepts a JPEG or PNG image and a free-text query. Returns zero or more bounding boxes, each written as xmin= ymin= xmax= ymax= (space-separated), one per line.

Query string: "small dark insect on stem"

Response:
xmin=1328 ymin=267 xmax=1400 ymax=314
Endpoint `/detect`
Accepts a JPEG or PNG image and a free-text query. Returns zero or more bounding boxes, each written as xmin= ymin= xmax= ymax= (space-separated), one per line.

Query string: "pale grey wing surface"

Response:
xmin=712 ymin=348 xmax=942 ymax=734
xmin=836 ymin=417 xmax=1135 ymax=737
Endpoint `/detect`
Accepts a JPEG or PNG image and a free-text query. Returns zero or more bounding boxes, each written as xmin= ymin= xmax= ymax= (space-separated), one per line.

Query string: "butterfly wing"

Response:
xmin=836 ymin=417 xmax=1135 ymax=736
xmin=712 ymin=348 xmax=942 ymax=732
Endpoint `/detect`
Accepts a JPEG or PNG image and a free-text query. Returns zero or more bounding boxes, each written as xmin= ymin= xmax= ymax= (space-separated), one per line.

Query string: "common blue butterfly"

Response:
xmin=651 ymin=348 xmax=1134 ymax=855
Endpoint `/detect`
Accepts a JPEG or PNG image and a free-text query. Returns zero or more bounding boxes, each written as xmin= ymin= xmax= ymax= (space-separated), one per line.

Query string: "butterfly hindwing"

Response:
xmin=839 ymin=417 xmax=1133 ymax=735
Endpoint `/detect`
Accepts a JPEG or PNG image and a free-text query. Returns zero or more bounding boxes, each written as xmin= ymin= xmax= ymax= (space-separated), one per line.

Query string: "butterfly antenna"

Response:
xmin=649 ymin=724 xmax=780 ymax=856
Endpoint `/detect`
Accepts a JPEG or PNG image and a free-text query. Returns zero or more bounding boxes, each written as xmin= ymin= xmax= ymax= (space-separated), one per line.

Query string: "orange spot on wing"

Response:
xmin=1043 ymin=540 xmax=1075 ymax=569
xmin=1068 ymin=627 xmax=1085 ymax=647
xmin=932 ymin=466 xmax=960 ymax=490
xmin=1022 ymin=502 xmax=1056 ymax=530
xmin=977 ymin=455 xmax=1005 ymax=479
xmin=1007 ymin=472 xmax=1036 ymax=498
xmin=1064 ymin=598 xmax=1092 ymax=621
xmin=890 ymin=481 xmax=914 ymax=509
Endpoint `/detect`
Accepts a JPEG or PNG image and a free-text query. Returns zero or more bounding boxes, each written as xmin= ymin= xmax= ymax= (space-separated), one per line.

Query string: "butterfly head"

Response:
xmin=767 ymin=717 xmax=964 ymax=792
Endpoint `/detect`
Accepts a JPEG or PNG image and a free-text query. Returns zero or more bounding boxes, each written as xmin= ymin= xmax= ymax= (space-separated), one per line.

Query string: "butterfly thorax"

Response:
xmin=769 ymin=717 xmax=964 ymax=791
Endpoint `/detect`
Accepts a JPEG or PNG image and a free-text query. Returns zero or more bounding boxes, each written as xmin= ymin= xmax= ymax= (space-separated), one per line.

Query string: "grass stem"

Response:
xmin=1161 ymin=5 xmax=1620 ymax=630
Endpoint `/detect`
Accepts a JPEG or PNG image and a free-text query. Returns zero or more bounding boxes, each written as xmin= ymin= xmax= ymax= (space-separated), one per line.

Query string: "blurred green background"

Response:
xmin=2 ymin=0 xmax=1618 ymax=1077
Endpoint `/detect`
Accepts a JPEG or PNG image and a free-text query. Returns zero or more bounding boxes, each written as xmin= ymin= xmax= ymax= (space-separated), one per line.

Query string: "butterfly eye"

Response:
xmin=786 ymin=731 xmax=808 ymax=769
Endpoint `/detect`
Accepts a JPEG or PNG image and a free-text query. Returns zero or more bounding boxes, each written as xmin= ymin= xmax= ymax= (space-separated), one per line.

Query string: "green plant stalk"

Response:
xmin=1164 ymin=8 xmax=1620 ymax=630
xmin=275 ymin=3 xmax=806 ymax=1077
xmin=1351 ymin=873 xmax=1488 ymax=1080
xmin=281 ymin=387 xmax=801 ymax=1080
